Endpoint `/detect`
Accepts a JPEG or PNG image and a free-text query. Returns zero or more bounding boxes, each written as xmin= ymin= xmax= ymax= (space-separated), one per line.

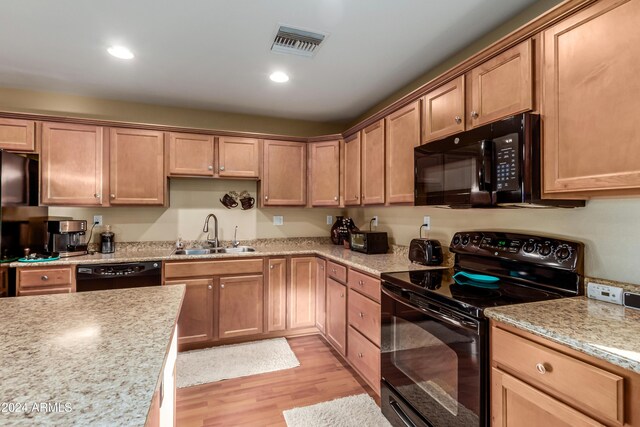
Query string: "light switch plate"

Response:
xmin=327 ymin=215 xmax=333 ymax=225
xmin=587 ymin=282 xmax=623 ymax=305
xmin=273 ymin=216 xmax=284 ymax=226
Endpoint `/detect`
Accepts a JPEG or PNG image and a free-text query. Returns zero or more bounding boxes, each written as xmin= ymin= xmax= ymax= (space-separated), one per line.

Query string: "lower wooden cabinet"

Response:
xmin=315 ymin=258 xmax=327 ymax=334
xmin=288 ymin=257 xmax=316 ymax=329
xmin=16 ymin=266 xmax=75 ymax=296
xmin=267 ymin=258 xmax=287 ymax=332
xmin=347 ymin=325 xmax=381 ymax=395
xmin=218 ymin=275 xmax=264 ymax=339
xmin=165 ymin=278 xmax=214 ymax=346
xmin=326 ymin=277 xmax=347 ymax=355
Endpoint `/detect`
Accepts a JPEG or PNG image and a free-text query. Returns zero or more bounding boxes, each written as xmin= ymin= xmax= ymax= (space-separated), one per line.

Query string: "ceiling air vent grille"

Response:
xmin=271 ymin=26 xmax=326 ymax=58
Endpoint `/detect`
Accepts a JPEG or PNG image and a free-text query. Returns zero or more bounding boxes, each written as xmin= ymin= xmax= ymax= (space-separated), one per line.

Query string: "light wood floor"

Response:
xmin=175 ymin=334 xmax=376 ymax=427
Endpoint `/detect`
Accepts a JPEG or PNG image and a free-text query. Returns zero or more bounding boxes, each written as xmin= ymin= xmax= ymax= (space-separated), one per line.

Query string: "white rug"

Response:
xmin=176 ymin=337 xmax=300 ymax=388
xmin=283 ymin=394 xmax=392 ymax=427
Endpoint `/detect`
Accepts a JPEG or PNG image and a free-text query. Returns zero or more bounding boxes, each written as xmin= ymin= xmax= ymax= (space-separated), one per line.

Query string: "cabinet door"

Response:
xmin=423 ymin=75 xmax=465 ymax=142
xmin=109 ymin=128 xmax=165 ymax=205
xmin=343 ymin=133 xmax=361 ymax=206
xmin=385 ymin=100 xmax=420 ymax=204
xmin=41 ymin=122 xmax=104 ymax=206
xmin=326 ymin=278 xmax=347 ymax=355
xmin=262 ymin=140 xmax=306 ymax=206
xmin=0 ymin=118 xmax=35 ymax=152
xmin=315 ymin=258 xmax=327 ymax=334
xmin=168 ymin=132 xmax=214 ymax=177
xmin=165 ymin=279 xmax=213 ymax=345
xmin=288 ymin=257 xmax=316 ymax=329
xmin=309 ymin=140 xmax=340 ymax=207
xmin=542 ymin=0 xmax=640 ymax=195
xmin=218 ymin=136 xmax=260 ymax=178
xmin=491 ymin=368 xmax=603 ymax=427
xmin=267 ymin=258 xmax=287 ymax=332
xmin=468 ymin=40 xmax=533 ymax=128
xmin=218 ymin=275 xmax=264 ymax=339
xmin=361 ymin=120 xmax=385 ymax=205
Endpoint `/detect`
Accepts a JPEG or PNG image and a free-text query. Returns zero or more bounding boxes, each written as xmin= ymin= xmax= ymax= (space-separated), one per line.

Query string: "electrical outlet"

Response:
xmin=327 ymin=215 xmax=333 ymax=225
xmin=423 ymin=216 xmax=431 ymax=230
xmin=372 ymin=216 xmax=378 ymax=227
xmin=587 ymin=282 xmax=623 ymax=305
xmin=273 ymin=216 xmax=284 ymax=226
xmin=93 ymin=215 xmax=103 ymax=226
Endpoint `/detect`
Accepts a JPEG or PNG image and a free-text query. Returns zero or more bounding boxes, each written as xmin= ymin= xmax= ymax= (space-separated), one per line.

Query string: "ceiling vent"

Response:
xmin=271 ymin=25 xmax=326 ymax=58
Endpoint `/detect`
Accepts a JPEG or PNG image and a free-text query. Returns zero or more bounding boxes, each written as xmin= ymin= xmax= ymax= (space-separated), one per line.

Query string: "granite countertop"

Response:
xmin=0 ymin=285 xmax=185 ymax=426
xmin=485 ymin=296 xmax=640 ymax=374
xmin=9 ymin=243 xmax=448 ymax=277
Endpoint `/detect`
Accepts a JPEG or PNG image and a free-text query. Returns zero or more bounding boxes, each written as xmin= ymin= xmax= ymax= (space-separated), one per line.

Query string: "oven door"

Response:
xmin=381 ymin=284 xmax=487 ymax=427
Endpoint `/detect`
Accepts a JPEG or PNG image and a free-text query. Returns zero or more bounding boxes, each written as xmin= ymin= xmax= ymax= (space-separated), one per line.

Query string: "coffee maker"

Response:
xmin=45 ymin=220 xmax=88 ymax=257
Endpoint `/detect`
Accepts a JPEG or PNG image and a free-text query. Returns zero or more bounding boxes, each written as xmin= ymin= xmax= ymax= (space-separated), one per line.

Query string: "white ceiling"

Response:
xmin=1 ymin=0 xmax=539 ymax=122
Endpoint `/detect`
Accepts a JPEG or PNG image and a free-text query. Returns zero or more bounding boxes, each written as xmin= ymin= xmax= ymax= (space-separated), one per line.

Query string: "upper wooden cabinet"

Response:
xmin=343 ymin=133 xmax=361 ymax=206
xmin=218 ymin=136 xmax=260 ymax=178
xmin=109 ymin=128 xmax=166 ymax=206
xmin=288 ymin=257 xmax=316 ymax=329
xmin=0 ymin=118 xmax=36 ymax=152
xmin=361 ymin=120 xmax=385 ymax=205
xmin=168 ymin=132 xmax=214 ymax=177
xmin=41 ymin=122 xmax=105 ymax=206
xmin=261 ymin=140 xmax=306 ymax=206
xmin=385 ymin=100 xmax=420 ymax=204
xmin=309 ymin=140 xmax=340 ymax=207
xmin=423 ymin=75 xmax=465 ymax=142
xmin=467 ymin=39 xmax=533 ymax=128
xmin=542 ymin=0 xmax=640 ymax=196
xmin=165 ymin=278 xmax=214 ymax=346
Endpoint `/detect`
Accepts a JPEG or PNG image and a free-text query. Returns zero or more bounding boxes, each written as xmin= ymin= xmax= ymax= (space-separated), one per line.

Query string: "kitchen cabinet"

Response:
xmin=165 ymin=278 xmax=214 ymax=345
xmin=267 ymin=258 xmax=287 ymax=332
xmin=308 ymin=140 xmax=340 ymax=207
xmin=218 ymin=275 xmax=264 ymax=339
xmin=288 ymin=257 xmax=316 ymax=329
xmin=343 ymin=133 xmax=361 ymax=206
xmin=0 ymin=118 xmax=36 ymax=152
xmin=41 ymin=122 xmax=105 ymax=206
xmin=326 ymin=277 xmax=347 ymax=355
xmin=542 ymin=0 xmax=640 ymax=196
xmin=16 ymin=266 xmax=75 ymax=296
xmin=261 ymin=140 xmax=306 ymax=206
xmin=423 ymin=75 xmax=465 ymax=142
xmin=315 ymin=258 xmax=327 ymax=334
xmin=0 ymin=267 xmax=6 ymax=297
xmin=467 ymin=39 xmax=533 ymax=128
xmin=168 ymin=132 xmax=215 ymax=177
xmin=361 ymin=120 xmax=385 ymax=205
xmin=217 ymin=136 xmax=260 ymax=178
xmin=109 ymin=128 xmax=166 ymax=206
xmin=385 ymin=100 xmax=420 ymax=204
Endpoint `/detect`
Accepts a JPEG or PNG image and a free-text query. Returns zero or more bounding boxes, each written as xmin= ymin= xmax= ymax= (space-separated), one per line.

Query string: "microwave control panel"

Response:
xmin=494 ymin=133 xmax=520 ymax=192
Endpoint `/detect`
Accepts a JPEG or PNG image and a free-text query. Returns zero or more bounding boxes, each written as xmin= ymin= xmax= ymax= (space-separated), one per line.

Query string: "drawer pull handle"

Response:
xmin=358 ymin=280 xmax=364 ymax=286
xmin=359 ymin=312 xmax=364 ymax=318
xmin=358 ymin=352 xmax=363 ymax=358
xmin=536 ymin=363 xmax=548 ymax=375
xmin=41 ymin=275 xmax=49 ymax=281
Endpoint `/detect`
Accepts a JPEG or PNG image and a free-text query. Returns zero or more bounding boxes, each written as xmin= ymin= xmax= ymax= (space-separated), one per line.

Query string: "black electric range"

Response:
xmin=380 ymin=231 xmax=584 ymax=427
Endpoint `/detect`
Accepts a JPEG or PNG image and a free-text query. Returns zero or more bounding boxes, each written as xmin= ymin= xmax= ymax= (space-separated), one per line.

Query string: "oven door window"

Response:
xmin=382 ymin=291 xmax=482 ymax=427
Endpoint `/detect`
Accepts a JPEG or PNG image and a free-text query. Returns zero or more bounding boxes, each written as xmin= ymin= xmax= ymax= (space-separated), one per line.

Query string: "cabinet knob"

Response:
xmin=94 ymin=193 xmax=101 ymax=199
xmin=355 ymin=195 xmax=359 ymax=200
xmin=221 ymin=284 xmax=225 ymax=289
xmin=359 ymin=312 xmax=364 ymax=318
xmin=454 ymin=115 xmax=462 ymax=124
xmin=340 ymin=293 xmax=344 ymax=298
xmin=358 ymin=352 xmax=363 ymax=358
xmin=220 ymin=166 xmax=225 ymax=171
xmin=320 ymin=265 xmax=324 ymax=270
xmin=110 ymin=194 xmax=115 ymax=199
xmin=208 ymin=285 xmax=212 ymax=290
xmin=471 ymin=111 xmax=479 ymax=119
xmin=332 ymin=269 xmax=336 ymax=274
xmin=208 ymin=165 xmax=213 ymax=170
xmin=358 ymin=280 xmax=364 ymax=286
xmin=535 ymin=363 xmax=548 ymax=375
xmin=265 ymin=196 xmax=269 ymax=201
xmin=270 ymin=265 xmax=275 ymax=269
xmin=41 ymin=275 xmax=49 ymax=281
xmin=361 ymin=194 xmax=365 ymax=200
xmin=334 ymin=196 xmax=338 ymax=201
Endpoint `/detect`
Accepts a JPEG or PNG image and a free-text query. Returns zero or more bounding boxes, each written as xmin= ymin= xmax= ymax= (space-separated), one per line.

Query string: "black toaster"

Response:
xmin=409 ymin=238 xmax=443 ymax=266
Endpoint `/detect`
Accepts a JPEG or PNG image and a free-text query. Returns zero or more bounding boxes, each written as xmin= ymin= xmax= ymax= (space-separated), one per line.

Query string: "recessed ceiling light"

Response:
xmin=269 ymin=71 xmax=289 ymax=83
xmin=107 ymin=45 xmax=134 ymax=60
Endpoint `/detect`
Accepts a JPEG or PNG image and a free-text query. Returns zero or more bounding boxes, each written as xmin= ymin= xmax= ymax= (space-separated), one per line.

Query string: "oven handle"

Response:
xmin=382 ymin=285 xmax=479 ymax=332
xmin=389 ymin=399 xmax=417 ymax=427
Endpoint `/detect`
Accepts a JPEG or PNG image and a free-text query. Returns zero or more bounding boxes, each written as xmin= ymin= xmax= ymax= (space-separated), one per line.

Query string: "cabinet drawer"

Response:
xmin=18 ymin=287 xmax=73 ymax=297
xmin=492 ymin=327 xmax=624 ymax=424
xmin=327 ymin=261 xmax=347 ymax=283
xmin=348 ymin=289 xmax=380 ymax=346
xmin=348 ymin=269 xmax=380 ymax=302
xmin=348 ymin=326 xmax=381 ymax=395
xmin=164 ymin=258 xmax=263 ymax=279
xmin=18 ymin=267 xmax=73 ymax=288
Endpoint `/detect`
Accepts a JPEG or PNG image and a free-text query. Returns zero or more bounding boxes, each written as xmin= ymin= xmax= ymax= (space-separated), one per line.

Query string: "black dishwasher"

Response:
xmin=76 ymin=261 xmax=162 ymax=292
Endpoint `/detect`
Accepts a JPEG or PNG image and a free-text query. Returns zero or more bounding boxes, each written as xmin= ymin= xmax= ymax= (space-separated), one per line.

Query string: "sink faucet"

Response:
xmin=232 ymin=226 xmax=240 ymax=248
xmin=203 ymin=214 xmax=219 ymax=248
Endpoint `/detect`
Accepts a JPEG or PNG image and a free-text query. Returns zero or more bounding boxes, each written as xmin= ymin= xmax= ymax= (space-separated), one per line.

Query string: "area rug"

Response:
xmin=283 ymin=394 xmax=392 ymax=427
xmin=176 ymin=337 xmax=300 ymax=388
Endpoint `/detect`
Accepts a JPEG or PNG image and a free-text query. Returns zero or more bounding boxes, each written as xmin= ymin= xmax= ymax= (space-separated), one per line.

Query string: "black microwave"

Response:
xmin=414 ymin=113 xmax=584 ymax=208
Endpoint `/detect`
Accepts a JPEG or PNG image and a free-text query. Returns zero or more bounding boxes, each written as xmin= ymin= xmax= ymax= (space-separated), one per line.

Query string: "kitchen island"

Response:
xmin=0 ymin=285 xmax=184 ymax=426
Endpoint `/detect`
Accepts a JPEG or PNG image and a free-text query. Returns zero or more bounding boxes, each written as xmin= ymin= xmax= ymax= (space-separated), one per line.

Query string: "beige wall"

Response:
xmin=0 ymin=86 xmax=345 ymax=137
xmin=49 ymin=179 xmax=344 ymax=243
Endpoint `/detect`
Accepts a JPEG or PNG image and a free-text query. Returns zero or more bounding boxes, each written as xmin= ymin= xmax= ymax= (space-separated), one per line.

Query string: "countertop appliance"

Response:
xmin=349 ymin=230 xmax=389 ymax=254
xmin=45 ymin=220 xmax=88 ymax=257
xmin=409 ymin=225 xmax=443 ymax=266
xmin=76 ymin=261 xmax=162 ymax=292
xmin=380 ymin=231 xmax=584 ymax=427
xmin=414 ymin=113 xmax=585 ymax=208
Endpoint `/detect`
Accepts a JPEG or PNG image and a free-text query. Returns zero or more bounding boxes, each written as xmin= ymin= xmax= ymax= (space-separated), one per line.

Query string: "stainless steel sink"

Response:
xmin=173 ymin=246 xmax=256 ymax=255
xmin=222 ymin=246 xmax=256 ymax=253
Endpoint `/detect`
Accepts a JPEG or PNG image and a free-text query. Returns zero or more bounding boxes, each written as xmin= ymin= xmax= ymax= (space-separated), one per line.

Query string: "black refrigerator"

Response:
xmin=0 ymin=150 xmax=48 ymax=296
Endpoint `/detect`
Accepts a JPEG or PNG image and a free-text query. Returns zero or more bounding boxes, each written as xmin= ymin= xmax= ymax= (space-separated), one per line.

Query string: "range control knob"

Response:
xmin=452 ymin=235 xmax=461 ymax=246
xmin=555 ymin=245 xmax=571 ymax=261
xmin=523 ymin=242 xmax=536 ymax=253
xmin=461 ymin=235 xmax=470 ymax=246
xmin=539 ymin=243 xmax=552 ymax=257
